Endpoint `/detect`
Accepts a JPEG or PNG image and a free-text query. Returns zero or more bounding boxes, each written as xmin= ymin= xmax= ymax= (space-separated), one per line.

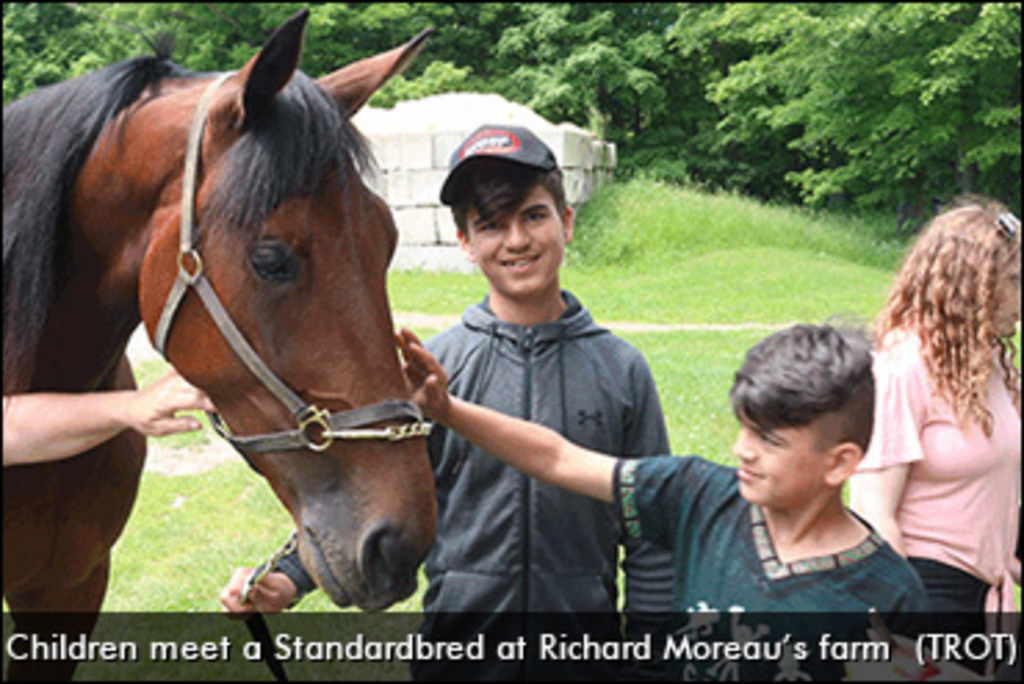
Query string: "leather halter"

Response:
xmin=152 ymin=73 xmax=430 ymax=455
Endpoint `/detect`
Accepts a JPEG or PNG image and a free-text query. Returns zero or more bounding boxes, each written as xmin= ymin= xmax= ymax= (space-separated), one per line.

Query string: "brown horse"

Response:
xmin=3 ymin=10 xmax=436 ymax=678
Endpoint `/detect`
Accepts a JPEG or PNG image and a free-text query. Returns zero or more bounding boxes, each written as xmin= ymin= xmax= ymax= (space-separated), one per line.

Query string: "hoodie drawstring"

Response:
xmin=558 ymin=329 xmax=568 ymax=436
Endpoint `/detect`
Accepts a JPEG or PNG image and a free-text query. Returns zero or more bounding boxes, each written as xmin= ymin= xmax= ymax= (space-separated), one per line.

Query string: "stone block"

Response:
xmin=563 ymin=168 xmax=586 ymax=204
xmin=390 ymin=244 xmax=476 ymax=274
xmin=436 ymin=207 xmax=461 ymax=245
xmin=399 ymin=132 xmax=434 ymax=170
xmin=392 ymin=206 xmax=437 ymax=245
xmin=367 ymin=134 xmax=402 ymax=171
xmin=386 ymin=169 xmax=449 ymax=207
xmin=538 ymin=128 xmax=594 ymax=168
xmin=433 ymin=131 xmax=467 ymax=168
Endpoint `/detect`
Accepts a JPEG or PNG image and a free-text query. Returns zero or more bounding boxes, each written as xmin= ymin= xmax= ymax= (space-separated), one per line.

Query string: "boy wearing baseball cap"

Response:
xmin=412 ymin=124 xmax=674 ymax=680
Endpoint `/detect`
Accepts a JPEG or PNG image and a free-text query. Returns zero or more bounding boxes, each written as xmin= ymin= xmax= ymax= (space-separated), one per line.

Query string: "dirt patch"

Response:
xmin=144 ymin=437 xmax=238 ymax=476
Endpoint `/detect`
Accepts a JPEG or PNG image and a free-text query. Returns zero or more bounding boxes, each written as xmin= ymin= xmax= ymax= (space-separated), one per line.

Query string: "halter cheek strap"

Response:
xmin=152 ymin=73 xmax=430 ymax=456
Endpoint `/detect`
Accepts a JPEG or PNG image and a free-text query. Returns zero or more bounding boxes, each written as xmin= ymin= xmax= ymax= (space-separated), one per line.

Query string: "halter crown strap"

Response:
xmin=154 ymin=72 xmax=234 ymax=356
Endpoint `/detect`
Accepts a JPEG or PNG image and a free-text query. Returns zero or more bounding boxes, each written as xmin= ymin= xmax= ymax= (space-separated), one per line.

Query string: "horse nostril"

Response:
xmin=360 ymin=523 xmax=417 ymax=586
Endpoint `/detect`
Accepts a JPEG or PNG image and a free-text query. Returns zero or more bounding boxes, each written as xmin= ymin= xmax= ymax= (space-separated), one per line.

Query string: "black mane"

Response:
xmin=3 ymin=54 xmax=193 ymax=391
xmin=203 ymin=69 xmax=372 ymax=240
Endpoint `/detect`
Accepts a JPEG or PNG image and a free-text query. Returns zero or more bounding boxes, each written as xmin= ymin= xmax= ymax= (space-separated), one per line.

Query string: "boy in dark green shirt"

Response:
xmin=399 ymin=322 xmax=929 ymax=680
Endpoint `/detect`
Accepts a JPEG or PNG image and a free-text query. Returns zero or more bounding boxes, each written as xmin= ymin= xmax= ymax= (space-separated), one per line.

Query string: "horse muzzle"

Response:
xmin=299 ymin=520 xmax=422 ymax=611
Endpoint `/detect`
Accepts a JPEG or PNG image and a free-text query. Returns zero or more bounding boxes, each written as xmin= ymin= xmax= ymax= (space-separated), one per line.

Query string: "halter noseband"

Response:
xmin=152 ymin=73 xmax=430 ymax=456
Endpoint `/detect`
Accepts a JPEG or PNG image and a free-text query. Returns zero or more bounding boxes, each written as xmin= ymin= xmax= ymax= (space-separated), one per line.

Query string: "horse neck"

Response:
xmin=34 ymin=135 xmax=183 ymax=391
xmin=32 ymin=223 xmax=145 ymax=391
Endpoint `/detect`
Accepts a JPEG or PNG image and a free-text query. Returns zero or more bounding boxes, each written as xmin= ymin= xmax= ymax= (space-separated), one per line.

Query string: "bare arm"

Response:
xmin=3 ymin=369 xmax=213 ymax=467
xmin=398 ymin=328 xmax=617 ymax=502
xmin=848 ymin=465 xmax=912 ymax=556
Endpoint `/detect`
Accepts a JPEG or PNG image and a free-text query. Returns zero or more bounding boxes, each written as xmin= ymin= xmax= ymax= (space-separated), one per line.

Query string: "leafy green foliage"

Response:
xmin=4 ymin=2 xmax=1019 ymax=224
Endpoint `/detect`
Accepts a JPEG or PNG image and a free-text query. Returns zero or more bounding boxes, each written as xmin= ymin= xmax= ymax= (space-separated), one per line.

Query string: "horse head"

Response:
xmin=130 ymin=11 xmax=436 ymax=610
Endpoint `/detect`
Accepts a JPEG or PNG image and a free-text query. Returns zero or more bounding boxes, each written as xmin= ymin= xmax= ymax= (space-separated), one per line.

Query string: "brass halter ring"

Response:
xmin=177 ymin=249 xmax=204 ymax=284
xmin=298 ymin=406 xmax=334 ymax=453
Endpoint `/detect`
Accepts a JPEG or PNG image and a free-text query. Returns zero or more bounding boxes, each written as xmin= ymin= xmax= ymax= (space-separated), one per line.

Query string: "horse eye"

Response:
xmin=250 ymin=243 xmax=300 ymax=283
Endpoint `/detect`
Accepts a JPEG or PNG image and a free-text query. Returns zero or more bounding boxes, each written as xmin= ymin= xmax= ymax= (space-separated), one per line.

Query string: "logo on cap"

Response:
xmin=459 ymin=129 xmax=521 ymax=161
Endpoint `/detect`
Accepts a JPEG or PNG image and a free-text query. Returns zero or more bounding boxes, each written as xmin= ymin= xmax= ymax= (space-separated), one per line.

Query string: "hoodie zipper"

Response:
xmin=520 ymin=329 xmax=534 ymax=616
xmin=520 ymin=328 xmax=534 ymax=680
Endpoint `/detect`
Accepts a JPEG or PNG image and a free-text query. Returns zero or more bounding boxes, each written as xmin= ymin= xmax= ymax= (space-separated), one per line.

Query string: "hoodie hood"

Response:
xmin=461 ymin=290 xmax=606 ymax=344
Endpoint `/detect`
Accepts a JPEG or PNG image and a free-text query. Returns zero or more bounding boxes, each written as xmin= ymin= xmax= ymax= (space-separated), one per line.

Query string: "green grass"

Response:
xmin=569 ymin=179 xmax=906 ymax=271
xmin=389 ymin=248 xmax=891 ymax=326
xmin=618 ymin=329 xmax=770 ymax=460
xmin=106 ymin=328 xmax=753 ymax=613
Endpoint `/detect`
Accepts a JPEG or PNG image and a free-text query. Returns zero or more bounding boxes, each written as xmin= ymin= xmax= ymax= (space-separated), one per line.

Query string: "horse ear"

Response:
xmin=238 ymin=9 xmax=309 ymax=125
xmin=318 ymin=28 xmax=433 ymax=117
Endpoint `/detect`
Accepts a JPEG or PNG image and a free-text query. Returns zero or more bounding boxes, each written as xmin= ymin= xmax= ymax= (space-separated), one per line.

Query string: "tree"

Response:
xmin=5 ymin=3 xmax=1019 ymax=223
xmin=698 ymin=3 xmax=1021 ymax=217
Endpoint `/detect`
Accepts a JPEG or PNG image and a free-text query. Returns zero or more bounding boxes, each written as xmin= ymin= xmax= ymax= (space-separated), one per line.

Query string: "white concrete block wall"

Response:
xmin=436 ymin=207 xmax=460 ymax=245
xmin=433 ymin=132 xmax=466 ymax=168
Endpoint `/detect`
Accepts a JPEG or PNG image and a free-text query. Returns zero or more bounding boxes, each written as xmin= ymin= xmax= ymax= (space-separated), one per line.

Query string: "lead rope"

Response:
xmin=240 ymin=531 xmax=298 ymax=682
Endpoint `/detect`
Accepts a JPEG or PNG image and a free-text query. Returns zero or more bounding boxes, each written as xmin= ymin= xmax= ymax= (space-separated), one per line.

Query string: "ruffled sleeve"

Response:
xmin=860 ymin=340 xmax=931 ymax=471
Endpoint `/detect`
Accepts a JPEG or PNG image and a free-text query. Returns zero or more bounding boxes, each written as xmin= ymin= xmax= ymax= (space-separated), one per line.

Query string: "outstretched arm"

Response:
xmin=3 ymin=368 xmax=214 ymax=467
xmin=398 ymin=328 xmax=616 ymax=502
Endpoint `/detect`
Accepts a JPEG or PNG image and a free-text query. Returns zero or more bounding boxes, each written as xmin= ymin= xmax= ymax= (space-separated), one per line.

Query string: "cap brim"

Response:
xmin=439 ymin=156 xmax=555 ymax=206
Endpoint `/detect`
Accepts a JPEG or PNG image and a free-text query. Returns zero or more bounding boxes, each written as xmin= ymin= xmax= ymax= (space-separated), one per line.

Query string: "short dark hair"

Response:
xmin=729 ymin=324 xmax=875 ymax=452
xmin=450 ymin=158 xmax=567 ymax=234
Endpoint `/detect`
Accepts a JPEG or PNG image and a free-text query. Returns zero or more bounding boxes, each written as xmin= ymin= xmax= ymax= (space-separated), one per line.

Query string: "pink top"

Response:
xmin=858 ymin=334 xmax=1020 ymax=614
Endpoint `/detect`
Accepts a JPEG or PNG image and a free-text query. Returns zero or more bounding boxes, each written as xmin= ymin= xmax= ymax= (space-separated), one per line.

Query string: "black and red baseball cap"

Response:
xmin=440 ymin=125 xmax=558 ymax=206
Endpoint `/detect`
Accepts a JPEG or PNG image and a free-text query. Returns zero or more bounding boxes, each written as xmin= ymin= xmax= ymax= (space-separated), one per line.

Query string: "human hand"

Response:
xmin=127 ymin=368 xmax=215 ymax=437
xmin=219 ymin=567 xmax=298 ymax=619
xmin=396 ymin=327 xmax=451 ymax=422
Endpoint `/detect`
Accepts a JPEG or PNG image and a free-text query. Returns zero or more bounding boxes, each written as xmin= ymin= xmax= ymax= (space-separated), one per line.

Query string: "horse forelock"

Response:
xmin=202 ymin=71 xmax=375 ymax=243
xmin=3 ymin=56 xmax=198 ymax=392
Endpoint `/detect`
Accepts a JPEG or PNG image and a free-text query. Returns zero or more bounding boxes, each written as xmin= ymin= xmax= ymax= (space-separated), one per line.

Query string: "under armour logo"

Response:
xmin=577 ymin=410 xmax=604 ymax=427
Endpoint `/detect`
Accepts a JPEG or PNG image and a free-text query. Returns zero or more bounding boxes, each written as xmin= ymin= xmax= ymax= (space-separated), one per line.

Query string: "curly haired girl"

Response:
xmin=850 ymin=197 xmax=1021 ymax=673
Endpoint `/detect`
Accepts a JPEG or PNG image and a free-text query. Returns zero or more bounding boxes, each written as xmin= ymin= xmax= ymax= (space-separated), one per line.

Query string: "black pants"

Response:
xmin=908 ymin=557 xmax=990 ymax=675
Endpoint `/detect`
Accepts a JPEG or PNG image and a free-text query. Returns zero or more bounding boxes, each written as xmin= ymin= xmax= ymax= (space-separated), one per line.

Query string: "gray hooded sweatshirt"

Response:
xmin=279 ymin=291 xmax=674 ymax=679
xmin=412 ymin=291 xmax=674 ymax=680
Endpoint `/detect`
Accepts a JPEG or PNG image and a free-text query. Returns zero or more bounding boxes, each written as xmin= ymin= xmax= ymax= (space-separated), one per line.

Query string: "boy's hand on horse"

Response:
xmin=220 ymin=567 xmax=297 ymax=618
xmin=396 ymin=328 xmax=452 ymax=422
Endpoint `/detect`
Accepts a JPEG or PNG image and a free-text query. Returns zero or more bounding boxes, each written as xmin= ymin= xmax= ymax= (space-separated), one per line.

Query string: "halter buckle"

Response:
xmin=297 ymin=406 xmax=333 ymax=452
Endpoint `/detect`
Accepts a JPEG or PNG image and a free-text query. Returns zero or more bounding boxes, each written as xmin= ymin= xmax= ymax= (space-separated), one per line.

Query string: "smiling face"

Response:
xmin=459 ymin=183 xmax=574 ymax=324
xmin=730 ymin=412 xmax=862 ymax=515
xmin=732 ymin=420 xmax=830 ymax=510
